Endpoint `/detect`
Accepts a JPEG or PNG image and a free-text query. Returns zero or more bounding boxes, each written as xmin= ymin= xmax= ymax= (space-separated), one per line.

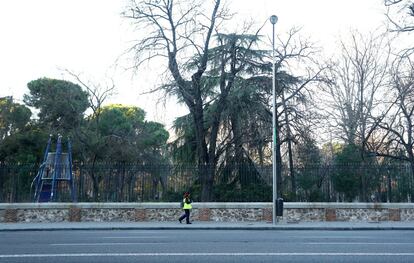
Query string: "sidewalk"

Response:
xmin=2 ymin=221 xmax=414 ymax=231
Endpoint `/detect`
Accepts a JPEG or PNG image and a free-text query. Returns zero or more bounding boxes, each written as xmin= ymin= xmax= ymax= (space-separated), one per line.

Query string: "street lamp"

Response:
xmin=270 ymin=14 xmax=278 ymax=225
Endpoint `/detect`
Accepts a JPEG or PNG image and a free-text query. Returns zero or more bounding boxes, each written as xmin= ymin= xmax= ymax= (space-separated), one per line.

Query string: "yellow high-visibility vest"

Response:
xmin=183 ymin=198 xmax=192 ymax=209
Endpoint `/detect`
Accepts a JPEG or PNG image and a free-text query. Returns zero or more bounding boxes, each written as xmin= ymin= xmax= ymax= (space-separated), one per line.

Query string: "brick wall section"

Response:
xmin=4 ymin=209 xmax=17 ymax=222
xmin=198 ymin=208 xmax=211 ymax=221
xmin=325 ymin=208 xmax=336 ymax=221
xmin=263 ymin=208 xmax=272 ymax=222
xmin=388 ymin=208 xmax=401 ymax=221
xmin=69 ymin=207 xmax=81 ymax=222
xmin=134 ymin=209 xmax=147 ymax=221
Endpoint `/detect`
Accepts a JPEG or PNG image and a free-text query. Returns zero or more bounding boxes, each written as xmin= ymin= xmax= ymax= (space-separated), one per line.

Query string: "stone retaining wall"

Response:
xmin=1 ymin=203 xmax=414 ymax=223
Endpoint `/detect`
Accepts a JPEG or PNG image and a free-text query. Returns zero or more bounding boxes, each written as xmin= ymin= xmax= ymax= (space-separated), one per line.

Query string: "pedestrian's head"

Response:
xmin=184 ymin=191 xmax=190 ymax=197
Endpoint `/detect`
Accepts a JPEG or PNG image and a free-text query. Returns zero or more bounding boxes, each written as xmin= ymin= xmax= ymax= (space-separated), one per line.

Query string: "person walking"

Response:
xmin=178 ymin=192 xmax=192 ymax=224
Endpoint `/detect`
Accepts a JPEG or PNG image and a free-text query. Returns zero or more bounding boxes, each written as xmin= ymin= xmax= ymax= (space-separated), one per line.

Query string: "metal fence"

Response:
xmin=0 ymin=163 xmax=413 ymax=203
xmin=289 ymin=163 xmax=414 ymax=202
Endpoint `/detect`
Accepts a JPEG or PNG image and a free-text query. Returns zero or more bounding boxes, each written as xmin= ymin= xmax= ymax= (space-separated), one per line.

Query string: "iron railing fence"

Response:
xmin=290 ymin=163 xmax=414 ymax=202
xmin=0 ymin=163 xmax=37 ymax=203
xmin=0 ymin=163 xmax=413 ymax=202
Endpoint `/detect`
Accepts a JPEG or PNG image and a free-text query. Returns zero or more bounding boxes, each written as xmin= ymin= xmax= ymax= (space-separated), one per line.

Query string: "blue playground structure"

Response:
xmin=31 ymin=135 xmax=76 ymax=202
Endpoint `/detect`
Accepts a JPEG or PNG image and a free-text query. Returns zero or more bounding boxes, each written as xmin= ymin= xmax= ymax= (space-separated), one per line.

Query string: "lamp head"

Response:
xmin=270 ymin=15 xmax=278 ymax=25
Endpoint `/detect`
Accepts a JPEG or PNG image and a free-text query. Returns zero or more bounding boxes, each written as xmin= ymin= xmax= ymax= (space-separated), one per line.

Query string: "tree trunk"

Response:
xmin=90 ymin=156 xmax=99 ymax=202
xmin=387 ymin=169 xmax=392 ymax=203
xmin=282 ymin=91 xmax=295 ymax=200
xmin=190 ymin=101 xmax=213 ymax=202
xmin=275 ymin=113 xmax=283 ymax=198
xmin=91 ymin=173 xmax=99 ymax=201
xmin=411 ymin=162 xmax=414 ymax=202
xmin=409 ymin=152 xmax=414 ymax=202
xmin=200 ymin=163 xmax=215 ymax=201
xmin=230 ymin=111 xmax=245 ymax=183
xmin=119 ymin=163 xmax=126 ymax=201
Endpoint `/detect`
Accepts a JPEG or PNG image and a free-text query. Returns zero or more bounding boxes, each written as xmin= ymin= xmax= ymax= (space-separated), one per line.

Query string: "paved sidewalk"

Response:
xmin=2 ymin=221 xmax=414 ymax=231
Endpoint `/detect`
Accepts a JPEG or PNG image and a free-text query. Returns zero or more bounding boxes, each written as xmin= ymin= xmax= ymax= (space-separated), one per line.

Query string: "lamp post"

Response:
xmin=270 ymin=14 xmax=278 ymax=225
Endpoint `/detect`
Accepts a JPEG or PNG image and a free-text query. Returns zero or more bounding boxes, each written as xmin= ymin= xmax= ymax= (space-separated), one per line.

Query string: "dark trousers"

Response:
xmin=179 ymin=209 xmax=191 ymax=223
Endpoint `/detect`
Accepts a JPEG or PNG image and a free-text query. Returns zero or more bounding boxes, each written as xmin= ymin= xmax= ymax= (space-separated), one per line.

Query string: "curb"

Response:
xmin=2 ymin=226 xmax=414 ymax=231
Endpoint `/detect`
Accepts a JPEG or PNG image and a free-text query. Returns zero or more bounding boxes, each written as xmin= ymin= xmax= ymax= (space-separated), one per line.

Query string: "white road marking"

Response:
xmin=50 ymin=241 xmax=414 ymax=246
xmin=1 ymin=252 xmax=414 ymax=258
xmin=102 ymin=236 xmax=168 ymax=239
xmin=51 ymin=242 xmax=166 ymax=246
xmin=306 ymin=242 xmax=414 ymax=245
xmin=295 ymin=236 xmax=376 ymax=239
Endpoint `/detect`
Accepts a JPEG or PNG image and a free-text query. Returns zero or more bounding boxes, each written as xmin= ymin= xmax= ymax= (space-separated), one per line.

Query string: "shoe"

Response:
xmin=179 ymin=219 xmax=182 ymax=224
xmin=186 ymin=222 xmax=192 ymax=224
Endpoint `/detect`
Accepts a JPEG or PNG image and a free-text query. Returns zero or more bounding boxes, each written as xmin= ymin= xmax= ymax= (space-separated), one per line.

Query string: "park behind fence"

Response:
xmin=0 ymin=162 xmax=413 ymax=203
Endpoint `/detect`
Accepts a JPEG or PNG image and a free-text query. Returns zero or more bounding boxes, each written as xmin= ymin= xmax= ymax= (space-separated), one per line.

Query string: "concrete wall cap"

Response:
xmin=1 ymin=202 xmax=414 ymax=210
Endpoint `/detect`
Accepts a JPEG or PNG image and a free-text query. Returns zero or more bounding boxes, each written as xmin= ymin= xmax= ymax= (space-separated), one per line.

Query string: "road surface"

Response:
xmin=1 ymin=229 xmax=414 ymax=262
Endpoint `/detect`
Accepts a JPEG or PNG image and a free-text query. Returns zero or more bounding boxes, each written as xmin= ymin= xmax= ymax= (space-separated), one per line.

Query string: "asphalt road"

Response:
xmin=1 ymin=229 xmax=414 ymax=263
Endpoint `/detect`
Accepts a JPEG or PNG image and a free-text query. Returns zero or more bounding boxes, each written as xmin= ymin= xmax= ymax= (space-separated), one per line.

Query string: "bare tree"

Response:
xmin=377 ymin=55 xmax=414 ymax=201
xmin=273 ymin=28 xmax=326 ymax=200
xmin=320 ymin=30 xmax=392 ymax=201
xmin=63 ymin=69 xmax=116 ymax=200
xmin=321 ymin=31 xmax=391 ymax=145
xmin=385 ymin=0 xmax=414 ymax=32
xmin=63 ymin=70 xmax=115 ymax=120
xmin=125 ymin=0 xmax=272 ymax=201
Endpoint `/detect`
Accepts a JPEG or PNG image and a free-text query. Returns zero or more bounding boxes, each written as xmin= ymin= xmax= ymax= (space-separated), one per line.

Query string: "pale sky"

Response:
xmin=0 ymin=0 xmax=387 ymax=128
